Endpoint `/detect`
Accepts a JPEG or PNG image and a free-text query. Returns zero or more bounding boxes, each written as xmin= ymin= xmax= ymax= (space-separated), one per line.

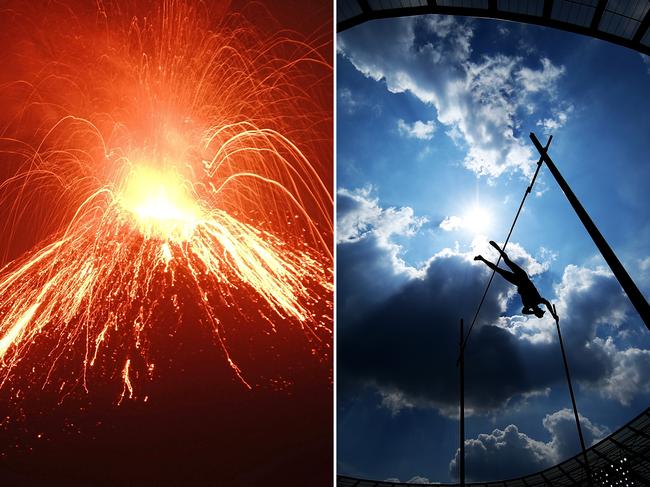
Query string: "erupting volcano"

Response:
xmin=0 ymin=0 xmax=333 ymax=408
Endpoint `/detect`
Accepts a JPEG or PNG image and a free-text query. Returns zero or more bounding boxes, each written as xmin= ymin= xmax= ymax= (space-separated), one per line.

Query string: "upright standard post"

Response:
xmin=553 ymin=306 xmax=592 ymax=486
xmin=459 ymin=318 xmax=465 ymax=487
xmin=530 ymin=132 xmax=650 ymax=333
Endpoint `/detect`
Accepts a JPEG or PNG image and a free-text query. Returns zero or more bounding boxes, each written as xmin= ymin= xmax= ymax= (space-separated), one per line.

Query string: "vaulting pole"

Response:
xmin=530 ymin=132 xmax=650 ymax=333
xmin=552 ymin=305 xmax=592 ymax=486
xmin=459 ymin=318 xmax=465 ymax=487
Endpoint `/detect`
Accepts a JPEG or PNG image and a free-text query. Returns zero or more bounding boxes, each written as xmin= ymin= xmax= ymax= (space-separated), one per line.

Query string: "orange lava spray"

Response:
xmin=0 ymin=0 xmax=332 ymax=404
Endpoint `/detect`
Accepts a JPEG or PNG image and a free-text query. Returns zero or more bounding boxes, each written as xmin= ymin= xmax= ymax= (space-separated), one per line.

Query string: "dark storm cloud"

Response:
xmin=337 ymin=188 xmax=425 ymax=323
xmin=450 ymin=424 xmax=551 ymax=481
xmin=338 ymin=189 xmax=650 ymax=414
xmin=337 ymin=235 xmax=409 ymax=323
xmin=505 ymin=264 xmax=650 ymax=404
xmin=553 ymin=266 xmax=650 ymax=403
xmin=448 ymin=408 xmax=607 ymax=481
xmin=339 ymin=251 xmax=534 ymax=413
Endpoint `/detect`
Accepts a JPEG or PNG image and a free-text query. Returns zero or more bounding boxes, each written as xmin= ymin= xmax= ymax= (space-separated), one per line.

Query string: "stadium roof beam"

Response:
xmin=591 ymin=0 xmax=607 ymax=29
xmin=627 ymin=425 xmax=650 ymax=441
xmin=634 ymin=7 xmax=650 ymax=42
xmin=357 ymin=0 xmax=371 ymax=14
xmin=336 ymin=0 xmax=650 ymax=55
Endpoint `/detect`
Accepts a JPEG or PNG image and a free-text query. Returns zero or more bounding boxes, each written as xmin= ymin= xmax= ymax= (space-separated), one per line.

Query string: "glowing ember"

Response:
xmin=119 ymin=167 xmax=201 ymax=241
xmin=0 ymin=0 xmax=332 ymax=404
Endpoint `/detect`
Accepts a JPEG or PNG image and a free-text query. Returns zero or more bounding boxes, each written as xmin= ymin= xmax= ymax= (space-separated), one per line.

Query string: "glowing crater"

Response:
xmin=119 ymin=166 xmax=202 ymax=241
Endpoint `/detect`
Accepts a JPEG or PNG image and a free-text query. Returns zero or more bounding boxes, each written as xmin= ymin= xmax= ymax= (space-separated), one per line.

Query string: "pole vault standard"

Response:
xmin=456 ymin=136 xmax=553 ymax=486
xmin=528 ymin=130 xmax=650 ymax=486
xmin=530 ymin=132 xmax=650 ymax=333
xmin=459 ymin=318 xmax=465 ymax=487
xmin=552 ymin=304 xmax=593 ymax=486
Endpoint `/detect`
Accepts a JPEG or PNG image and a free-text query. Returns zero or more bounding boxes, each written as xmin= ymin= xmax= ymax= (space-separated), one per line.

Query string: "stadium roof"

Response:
xmin=337 ymin=407 xmax=650 ymax=486
xmin=337 ymin=0 xmax=650 ymax=55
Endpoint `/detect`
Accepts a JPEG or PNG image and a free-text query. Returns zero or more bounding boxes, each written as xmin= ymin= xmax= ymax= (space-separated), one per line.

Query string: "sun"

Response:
xmin=463 ymin=204 xmax=492 ymax=235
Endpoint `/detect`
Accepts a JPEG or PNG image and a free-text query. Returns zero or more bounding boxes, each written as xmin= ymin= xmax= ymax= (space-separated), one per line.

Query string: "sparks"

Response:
xmin=119 ymin=167 xmax=201 ymax=242
xmin=0 ymin=0 xmax=333 ymax=404
xmin=118 ymin=358 xmax=134 ymax=405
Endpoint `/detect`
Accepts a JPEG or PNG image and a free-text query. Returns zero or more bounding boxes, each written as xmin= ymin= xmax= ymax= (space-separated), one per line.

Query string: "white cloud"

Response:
xmin=639 ymin=256 xmax=650 ymax=272
xmin=338 ymin=86 xmax=381 ymax=116
xmin=339 ymin=87 xmax=360 ymax=114
xmin=438 ymin=204 xmax=495 ymax=235
xmin=542 ymin=408 xmax=608 ymax=460
xmin=337 ymin=187 xmax=426 ymax=246
xmin=425 ymin=15 xmax=457 ymax=39
xmin=470 ymin=237 xmax=550 ymax=276
xmin=338 ymin=17 xmax=568 ymax=180
xmin=536 ymin=105 xmax=574 ymax=132
xmin=497 ymin=314 xmax=555 ymax=344
xmin=378 ymin=389 xmax=415 ymax=416
xmin=439 ymin=215 xmax=463 ymax=231
xmin=337 ymin=186 xmax=427 ymax=279
xmin=553 ymin=265 xmax=628 ymax=328
xmin=451 ymin=424 xmax=552 ymax=480
xmin=589 ymin=338 xmax=650 ymax=405
xmin=449 ymin=408 xmax=607 ymax=481
xmin=384 ymin=476 xmax=431 ymax=484
xmin=641 ymin=54 xmax=650 ymax=75
xmin=516 ymin=57 xmax=565 ymax=94
xmin=336 ymin=186 xmax=382 ymax=244
xmin=500 ymin=264 xmax=626 ymax=344
xmin=539 ymin=246 xmax=558 ymax=263
xmin=405 ymin=476 xmax=431 ymax=484
xmin=397 ymin=119 xmax=436 ymax=140
xmin=494 ymin=261 xmax=650 ymax=406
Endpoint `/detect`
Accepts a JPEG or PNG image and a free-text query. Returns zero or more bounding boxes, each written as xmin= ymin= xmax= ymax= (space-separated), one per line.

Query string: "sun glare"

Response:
xmin=463 ymin=204 xmax=492 ymax=235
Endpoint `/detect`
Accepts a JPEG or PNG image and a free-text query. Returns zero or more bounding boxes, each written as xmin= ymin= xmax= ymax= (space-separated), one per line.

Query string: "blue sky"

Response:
xmin=336 ymin=15 xmax=650 ymax=483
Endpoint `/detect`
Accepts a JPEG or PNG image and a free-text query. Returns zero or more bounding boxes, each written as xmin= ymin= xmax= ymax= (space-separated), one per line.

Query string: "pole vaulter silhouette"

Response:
xmin=474 ymin=240 xmax=557 ymax=320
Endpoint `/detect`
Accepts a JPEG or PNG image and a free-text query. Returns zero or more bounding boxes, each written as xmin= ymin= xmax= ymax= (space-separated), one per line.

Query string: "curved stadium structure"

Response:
xmin=337 ymin=1 xmax=650 ymax=485
xmin=337 ymin=0 xmax=650 ymax=55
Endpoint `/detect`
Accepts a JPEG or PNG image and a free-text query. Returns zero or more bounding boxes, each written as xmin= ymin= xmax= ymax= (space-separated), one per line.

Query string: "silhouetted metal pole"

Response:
xmin=458 ymin=135 xmax=552 ymax=359
xmin=553 ymin=306 xmax=592 ymax=486
xmin=459 ymin=318 xmax=465 ymax=487
xmin=530 ymin=132 xmax=650 ymax=333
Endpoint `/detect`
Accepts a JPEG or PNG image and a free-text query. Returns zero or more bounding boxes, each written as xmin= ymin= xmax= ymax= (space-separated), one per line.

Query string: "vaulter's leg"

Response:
xmin=489 ymin=240 xmax=526 ymax=277
xmin=475 ymin=255 xmax=518 ymax=286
